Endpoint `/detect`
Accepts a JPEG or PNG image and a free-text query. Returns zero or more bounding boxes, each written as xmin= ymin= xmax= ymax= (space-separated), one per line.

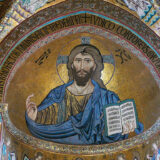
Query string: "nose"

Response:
xmin=80 ymin=60 xmax=85 ymax=69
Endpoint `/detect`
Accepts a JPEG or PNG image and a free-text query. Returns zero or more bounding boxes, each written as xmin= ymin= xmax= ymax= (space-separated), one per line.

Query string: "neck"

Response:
xmin=67 ymin=79 xmax=94 ymax=95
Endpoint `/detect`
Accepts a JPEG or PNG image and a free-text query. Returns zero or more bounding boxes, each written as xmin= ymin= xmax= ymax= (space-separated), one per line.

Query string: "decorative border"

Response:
xmin=1 ymin=0 xmax=160 ymax=44
xmin=1 ymin=10 xmax=160 ymax=69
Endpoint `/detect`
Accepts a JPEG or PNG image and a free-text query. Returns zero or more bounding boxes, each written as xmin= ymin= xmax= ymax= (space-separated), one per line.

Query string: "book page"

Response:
xmin=105 ymin=105 xmax=122 ymax=136
xmin=120 ymin=101 xmax=137 ymax=130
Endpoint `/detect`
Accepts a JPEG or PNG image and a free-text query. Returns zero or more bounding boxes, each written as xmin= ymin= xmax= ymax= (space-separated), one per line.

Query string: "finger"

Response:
xmin=26 ymin=104 xmax=36 ymax=113
xmin=26 ymin=94 xmax=34 ymax=106
xmin=26 ymin=102 xmax=36 ymax=109
xmin=27 ymin=104 xmax=36 ymax=112
xmin=125 ymin=122 xmax=131 ymax=134
xmin=27 ymin=106 xmax=37 ymax=115
xmin=122 ymin=130 xmax=127 ymax=135
xmin=122 ymin=125 xmax=127 ymax=135
xmin=131 ymin=122 xmax=135 ymax=132
xmin=133 ymin=121 xmax=136 ymax=129
xmin=27 ymin=107 xmax=34 ymax=115
xmin=127 ymin=123 xmax=132 ymax=133
xmin=128 ymin=122 xmax=132 ymax=132
xmin=26 ymin=94 xmax=34 ymax=102
xmin=122 ymin=129 xmax=126 ymax=135
xmin=26 ymin=102 xmax=37 ymax=112
xmin=123 ymin=123 xmax=128 ymax=134
xmin=130 ymin=121 xmax=135 ymax=132
xmin=124 ymin=128 xmax=128 ymax=134
xmin=27 ymin=105 xmax=37 ymax=115
xmin=26 ymin=95 xmax=32 ymax=106
xmin=122 ymin=129 xmax=127 ymax=135
xmin=127 ymin=122 xmax=130 ymax=128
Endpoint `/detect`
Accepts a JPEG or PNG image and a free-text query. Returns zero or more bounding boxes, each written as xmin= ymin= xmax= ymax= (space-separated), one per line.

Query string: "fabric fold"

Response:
xmin=25 ymin=80 xmax=144 ymax=144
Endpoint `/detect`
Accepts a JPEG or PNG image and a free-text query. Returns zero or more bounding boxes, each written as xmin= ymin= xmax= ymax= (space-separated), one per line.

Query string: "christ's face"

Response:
xmin=72 ymin=53 xmax=96 ymax=86
xmin=72 ymin=53 xmax=96 ymax=77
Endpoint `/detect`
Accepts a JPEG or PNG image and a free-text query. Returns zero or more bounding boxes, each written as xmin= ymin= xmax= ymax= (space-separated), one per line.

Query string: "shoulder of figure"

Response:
xmin=47 ymin=84 xmax=66 ymax=96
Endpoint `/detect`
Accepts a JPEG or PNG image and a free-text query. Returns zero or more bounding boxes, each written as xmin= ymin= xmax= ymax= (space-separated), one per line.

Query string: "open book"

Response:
xmin=103 ymin=99 xmax=138 ymax=136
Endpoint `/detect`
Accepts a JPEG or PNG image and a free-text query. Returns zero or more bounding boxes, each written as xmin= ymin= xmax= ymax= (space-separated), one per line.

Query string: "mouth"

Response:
xmin=77 ymin=70 xmax=88 ymax=77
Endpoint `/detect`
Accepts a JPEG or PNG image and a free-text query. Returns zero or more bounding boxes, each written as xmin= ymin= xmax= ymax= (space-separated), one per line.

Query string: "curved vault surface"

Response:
xmin=0 ymin=0 xmax=160 ymax=159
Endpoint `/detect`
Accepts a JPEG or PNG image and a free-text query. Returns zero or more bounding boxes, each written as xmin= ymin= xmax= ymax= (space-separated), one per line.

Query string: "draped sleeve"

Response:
xmin=35 ymin=104 xmax=59 ymax=125
xmin=25 ymin=81 xmax=144 ymax=144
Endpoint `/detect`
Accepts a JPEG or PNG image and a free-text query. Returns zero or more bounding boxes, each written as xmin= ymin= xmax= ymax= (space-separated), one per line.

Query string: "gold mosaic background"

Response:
xmin=4 ymin=32 xmax=160 ymax=137
xmin=0 ymin=0 xmax=160 ymax=159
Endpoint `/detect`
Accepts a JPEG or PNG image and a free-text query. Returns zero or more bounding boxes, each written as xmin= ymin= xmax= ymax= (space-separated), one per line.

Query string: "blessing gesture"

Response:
xmin=26 ymin=94 xmax=37 ymax=121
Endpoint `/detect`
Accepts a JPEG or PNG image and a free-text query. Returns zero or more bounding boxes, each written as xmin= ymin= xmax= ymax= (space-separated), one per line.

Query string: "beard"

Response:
xmin=72 ymin=66 xmax=94 ymax=86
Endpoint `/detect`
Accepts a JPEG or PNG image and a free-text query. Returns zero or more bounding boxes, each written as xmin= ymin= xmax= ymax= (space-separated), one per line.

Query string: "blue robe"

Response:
xmin=25 ymin=80 xmax=143 ymax=144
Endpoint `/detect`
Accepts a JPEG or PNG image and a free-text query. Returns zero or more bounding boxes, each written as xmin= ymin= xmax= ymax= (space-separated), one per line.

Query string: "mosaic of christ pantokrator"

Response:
xmin=25 ymin=44 xmax=143 ymax=144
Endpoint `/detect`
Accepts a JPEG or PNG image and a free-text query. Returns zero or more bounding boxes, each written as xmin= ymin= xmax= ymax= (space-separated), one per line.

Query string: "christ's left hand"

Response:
xmin=122 ymin=121 xmax=135 ymax=135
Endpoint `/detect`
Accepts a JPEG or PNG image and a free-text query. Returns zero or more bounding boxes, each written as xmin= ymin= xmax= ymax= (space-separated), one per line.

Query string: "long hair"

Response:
xmin=67 ymin=44 xmax=106 ymax=89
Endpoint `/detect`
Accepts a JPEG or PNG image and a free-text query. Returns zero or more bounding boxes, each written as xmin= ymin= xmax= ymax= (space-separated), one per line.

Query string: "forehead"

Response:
xmin=74 ymin=53 xmax=94 ymax=60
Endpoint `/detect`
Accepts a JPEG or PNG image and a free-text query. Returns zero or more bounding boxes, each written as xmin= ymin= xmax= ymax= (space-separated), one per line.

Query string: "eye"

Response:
xmin=75 ymin=59 xmax=81 ymax=63
xmin=85 ymin=59 xmax=91 ymax=63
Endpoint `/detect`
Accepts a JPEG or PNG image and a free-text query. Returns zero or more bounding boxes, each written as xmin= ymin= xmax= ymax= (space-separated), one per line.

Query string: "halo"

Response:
xmin=56 ymin=37 xmax=116 ymax=86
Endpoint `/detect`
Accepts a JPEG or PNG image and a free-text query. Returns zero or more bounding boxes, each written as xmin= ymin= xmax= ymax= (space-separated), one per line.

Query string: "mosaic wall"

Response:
xmin=117 ymin=0 xmax=160 ymax=34
xmin=0 ymin=0 xmax=159 ymax=159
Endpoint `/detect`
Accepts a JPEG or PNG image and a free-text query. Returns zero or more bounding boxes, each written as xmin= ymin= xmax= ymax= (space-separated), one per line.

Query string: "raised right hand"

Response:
xmin=26 ymin=94 xmax=37 ymax=121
